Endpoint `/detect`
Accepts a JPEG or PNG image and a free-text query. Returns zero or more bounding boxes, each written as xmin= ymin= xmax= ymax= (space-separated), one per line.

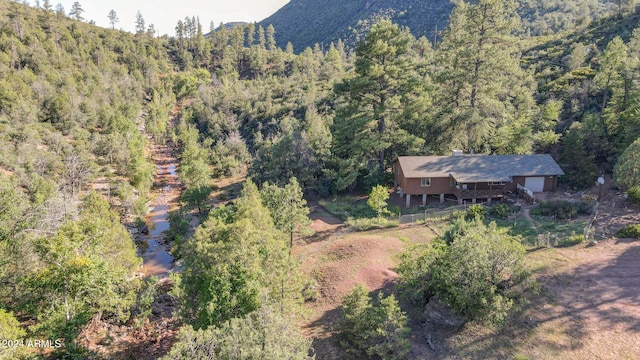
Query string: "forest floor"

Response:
xmin=300 ymin=188 xmax=640 ymax=359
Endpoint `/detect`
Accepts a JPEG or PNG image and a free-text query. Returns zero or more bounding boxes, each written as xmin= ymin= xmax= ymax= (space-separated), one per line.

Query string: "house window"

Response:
xmin=490 ymin=181 xmax=506 ymax=186
xmin=421 ymin=178 xmax=431 ymax=187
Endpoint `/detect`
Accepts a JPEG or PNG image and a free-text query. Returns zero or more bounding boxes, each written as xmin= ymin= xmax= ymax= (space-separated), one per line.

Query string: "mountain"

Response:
xmin=260 ymin=0 xmax=617 ymax=52
xmin=260 ymin=0 xmax=452 ymax=51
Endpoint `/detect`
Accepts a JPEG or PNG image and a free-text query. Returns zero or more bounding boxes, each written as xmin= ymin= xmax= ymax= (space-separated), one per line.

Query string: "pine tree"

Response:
xmin=333 ymin=19 xmax=426 ymax=190
xmin=107 ymin=9 xmax=118 ymax=30
xmin=69 ymin=2 xmax=83 ymax=21
xmin=135 ymin=11 xmax=146 ymax=35
xmin=433 ymin=0 xmax=537 ymax=154
xmin=177 ymin=181 xmax=300 ymax=329
xmin=261 ymin=178 xmax=311 ymax=252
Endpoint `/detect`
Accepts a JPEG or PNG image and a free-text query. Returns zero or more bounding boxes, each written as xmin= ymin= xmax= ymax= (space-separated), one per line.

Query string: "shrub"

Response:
xmin=465 ymin=204 xmax=486 ymax=221
xmin=617 ymin=224 xmax=640 ymax=239
xmin=346 ymin=217 xmax=399 ymax=231
xmin=339 ymin=285 xmax=410 ymax=359
xmin=388 ymin=205 xmax=402 ymax=216
xmin=368 ymin=185 xmax=390 ymax=218
xmin=0 ymin=309 xmax=27 ymax=358
xmin=132 ymin=276 xmax=160 ymax=328
xmin=557 ymin=233 xmax=585 ymax=247
xmin=405 ymin=220 xmax=531 ymax=324
xmin=165 ymin=211 xmax=190 ymax=244
xmin=628 ymin=187 xmax=640 ymax=204
xmin=163 ymin=306 xmax=313 ymax=359
xmin=574 ymin=201 xmax=595 ymax=215
xmin=490 ymin=204 xmax=517 ymax=219
xmin=531 ymin=200 xmax=593 ymax=219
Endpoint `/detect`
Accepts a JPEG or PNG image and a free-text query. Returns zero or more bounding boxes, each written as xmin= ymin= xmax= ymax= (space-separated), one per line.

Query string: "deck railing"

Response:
xmin=453 ymin=188 xmax=505 ymax=200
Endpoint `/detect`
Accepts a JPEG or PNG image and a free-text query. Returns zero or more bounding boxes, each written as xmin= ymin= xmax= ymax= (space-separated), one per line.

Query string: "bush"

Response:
xmin=617 ymin=224 xmax=640 ymax=239
xmin=132 ymin=276 xmax=160 ymax=328
xmin=346 ymin=217 xmax=399 ymax=231
xmin=557 ymin=233 xmax=585 ymax=247
xmin=465 ymin=204 xmax=486 ymax=221
xmin=574 ymin=200 xmax=595 ymax=215
xmin=0 ymin=309 xmax=27 ymax=358
xmin=490 ymin=204 xmax=518 ymax=219
xmin=531 ymin=200 xmax=593 ymax=219
xmin=405 ymin=220 xmax=531 ymax=324
xmin=388 ymin=205 xmax=402 ymax=216
xmin=165 ymin=210 xmax=190 ymax=244
xmin=339 ymin=285 xmax=410 ymax=359
xmin=163 ymin=306 xmax=313 ymax=360
xmin=628 ymin=187 xmax=640 ymax=204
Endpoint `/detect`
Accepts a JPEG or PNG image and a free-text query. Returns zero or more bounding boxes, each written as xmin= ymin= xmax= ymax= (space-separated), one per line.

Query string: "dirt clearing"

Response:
xmin=300 ymin=195 xmax=640 ymax=359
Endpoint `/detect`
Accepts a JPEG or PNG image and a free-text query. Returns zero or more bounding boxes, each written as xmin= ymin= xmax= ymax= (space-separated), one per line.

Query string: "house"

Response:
xmin=392 ymin=152 xmax=565 ymax=207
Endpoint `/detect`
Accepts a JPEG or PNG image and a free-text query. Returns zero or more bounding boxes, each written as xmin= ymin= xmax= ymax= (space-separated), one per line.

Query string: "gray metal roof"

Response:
xmin=395 ymin=154 xmax=565 ymax=183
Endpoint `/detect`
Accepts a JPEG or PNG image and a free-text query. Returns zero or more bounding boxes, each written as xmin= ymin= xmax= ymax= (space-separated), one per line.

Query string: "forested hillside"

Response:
xmin=260 ymin=0 xmax=622 ymax=51
xmin=0 ymin=0 xmax=176 ymax=356
xmin=2 ymin=0 xmax=640 ymax=358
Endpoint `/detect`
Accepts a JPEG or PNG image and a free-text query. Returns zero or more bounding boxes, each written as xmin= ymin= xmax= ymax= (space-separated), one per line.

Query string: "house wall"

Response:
xmin=393 ymin=161 xmax=406 ymax=190
xmin=507 ymin=176 xmax=558 ymax=192
xmin=393 ymin=160 xmax=560 ymax=195
xmin=401 ymin=177 xmax=454 ymax=195
xmin=544 ymin=176 xmax=558 ymax=192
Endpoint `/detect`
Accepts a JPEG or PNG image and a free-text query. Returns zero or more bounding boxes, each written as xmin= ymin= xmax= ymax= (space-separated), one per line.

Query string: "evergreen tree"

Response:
xmin=333 ymin=19 xmax=427 ymax=190
xmin=260 ymin=177 xmax=311 ymax=251
xmin=69 ymin=1 xmax=84 ymax=21
xmin=163 ymin=306 xmax=313 ymax=359
xmin=433 ymin=0 xmax=537 ymax=154
xmin=339 ymin=284 xmax=410 ymax=359
xmin=614 ymin=138 xmax=640 ymax=189
xmin=107 ymin=9 xmax=118 ymax=29
xmin=135 ymin=11 xmax=146 ymax=35
xmin=176 ymin=181 xmax=300 ymax=329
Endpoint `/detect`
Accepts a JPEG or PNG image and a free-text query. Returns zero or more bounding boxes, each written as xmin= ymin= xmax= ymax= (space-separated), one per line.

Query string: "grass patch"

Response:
xmin=556 ymin=233 xmax=585 ymax=247
xmin=346 ymin=217 xmax=399 ymax=231
xmin=536 ymin=218 xmax=587 ymax=238
xmin=321 ymin=196 xmax=424 ymax=221
xmin=492 ymin=218 xmax=538 ymax=240
xmin=492 ymin=215 xmax=587 ymax=249
xmin=321 ymin=197 xmax=376 ymax=220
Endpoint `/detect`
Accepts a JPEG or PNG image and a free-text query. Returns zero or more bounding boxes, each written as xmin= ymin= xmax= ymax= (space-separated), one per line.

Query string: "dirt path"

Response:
xmin=522 ymin=207 xmax=540 ymax=234
xmin=534 ymin=240 xmax=640 ymax=359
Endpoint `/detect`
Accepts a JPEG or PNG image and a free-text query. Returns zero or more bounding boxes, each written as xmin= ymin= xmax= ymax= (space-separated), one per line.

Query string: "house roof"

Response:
xmin=395 ymin=154 xmax=565 ymax=183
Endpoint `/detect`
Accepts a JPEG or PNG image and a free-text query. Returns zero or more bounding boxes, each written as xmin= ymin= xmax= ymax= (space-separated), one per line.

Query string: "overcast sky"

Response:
xmin=53 ymin=0 xmax=290 ymax=36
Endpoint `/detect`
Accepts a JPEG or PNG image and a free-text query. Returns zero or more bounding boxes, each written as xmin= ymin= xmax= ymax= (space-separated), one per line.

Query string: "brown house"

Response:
xmin=392 ymin=153 xmax=565 ymax=207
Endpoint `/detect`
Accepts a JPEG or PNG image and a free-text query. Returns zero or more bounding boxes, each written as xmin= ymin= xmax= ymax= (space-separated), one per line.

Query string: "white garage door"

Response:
xmin=525 ymin=177 xmax=545 ymax=192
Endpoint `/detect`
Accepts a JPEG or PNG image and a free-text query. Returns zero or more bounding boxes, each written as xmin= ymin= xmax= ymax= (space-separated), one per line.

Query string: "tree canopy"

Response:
xmin=398 ymin=220 xmax=531 ymax=323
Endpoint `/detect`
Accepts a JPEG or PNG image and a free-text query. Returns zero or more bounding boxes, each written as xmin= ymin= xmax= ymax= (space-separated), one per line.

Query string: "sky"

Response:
xmin=54 ymin=0 xmax=290 ymax=36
